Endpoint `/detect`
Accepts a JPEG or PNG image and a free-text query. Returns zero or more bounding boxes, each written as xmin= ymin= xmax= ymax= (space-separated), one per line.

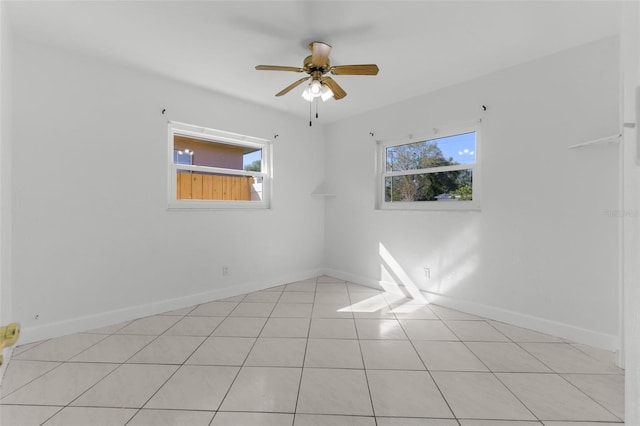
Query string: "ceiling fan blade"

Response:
xmin=256 ymin=65 xmax=304 ymax=72
xmin=322 ymin=77 xmax=347 ymax=100
xmin=311 ymin=41 xmax=331 ymax=66
xmin=331 ymin=64 xmax=379 ymax=76
xmin=275 ymin=77 xmax=309 ymax=97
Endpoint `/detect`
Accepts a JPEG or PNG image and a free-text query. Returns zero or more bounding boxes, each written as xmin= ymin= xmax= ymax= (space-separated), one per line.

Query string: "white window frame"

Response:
xmin=168 ymin=121 xmax=272 ymax=209
xmin=376 ymin=122 xmax=481 ymax=211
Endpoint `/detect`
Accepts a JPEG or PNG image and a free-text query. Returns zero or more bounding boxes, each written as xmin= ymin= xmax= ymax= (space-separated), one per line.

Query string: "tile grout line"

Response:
xmin=122 ymin=300 xmax=235 ymax=426
xmin=569 ymin=342 xmax=617 ymax=363
xmin=44 ymin=297 xmax=241 ymax=424
xmin=427 ymin=305 xmax=483 ymax=426
xmin=0 ymin=360 xmax=65 ymax=402
xmin=1 ymin=329 xmax=124 ymax=407
xmin=554 ymin=373 xmax=625 ymax=422
xmin=173 ymin=298 xmax=245 ymax=426
xmin=347 ymin=280 xmax=379 ymax=426
xmin=125 ymin=296 xmax=252 ymax=424
xmin=396 ymin=304 xmax=462 ymax=426
xmin=467 ymin=362 xmax=544 ymax=423
xmin=510 ymin=336 xmax=626 ymax=392
xmin=208 ymin=285 xmax=283 ymax=424
xmin=10 ymin=340 xmax=49 ymax=358
xmin=36 ymin=405 xmax=65 ymax=426
xmin=66 ymin=315 xmax=192 ymax=423
xmin=480 ymin=322 xmax=621 ymax=423
xmin=291 ymin=276 xmax=318 ymax=426
xmin=442 ymin=318 xmax=543 ymax=424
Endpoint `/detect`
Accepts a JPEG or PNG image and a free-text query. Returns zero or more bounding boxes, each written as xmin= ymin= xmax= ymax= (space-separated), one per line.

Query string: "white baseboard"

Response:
xmin=19 ymin=268 xmax=323 ymax=345
xmin=322 ymin=268 xmax=385 ymax=290
xmin=19 ymin=266 xmax=619 ymax=352
xmin=323 ymin=268 xmax=619 ymax=352
xmin=424 ymin=291 xmax=619 ymax=351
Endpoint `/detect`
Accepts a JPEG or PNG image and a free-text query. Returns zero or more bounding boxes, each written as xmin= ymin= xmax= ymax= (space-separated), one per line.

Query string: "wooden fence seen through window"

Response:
xmin=177 ymin=171 xmax=253 ymax=200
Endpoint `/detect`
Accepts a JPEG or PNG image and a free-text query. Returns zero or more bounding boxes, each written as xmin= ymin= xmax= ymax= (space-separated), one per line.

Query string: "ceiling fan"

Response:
xmin=255 ymin=41 xmax=379 ymax=102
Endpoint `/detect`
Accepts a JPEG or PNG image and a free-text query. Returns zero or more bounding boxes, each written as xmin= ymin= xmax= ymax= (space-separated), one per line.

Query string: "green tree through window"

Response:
xmin=244 ymin=159 xmax=262 ymax=172
xmin=384 ymin=133 xmax=475 ymax=202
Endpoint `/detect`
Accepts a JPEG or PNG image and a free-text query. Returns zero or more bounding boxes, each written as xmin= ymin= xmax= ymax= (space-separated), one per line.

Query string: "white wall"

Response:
xmin=12 ymin=38 xmax=326 ymax=343
xmin=0 ymin=1 xmax=15 ymax=380
xmin=0 ymin=0 xmax=13 ymax=327
xmin=324 ymin=36 xmax=621 ymax=350
xmin=621 ymin=1 xmax=640 ymax=422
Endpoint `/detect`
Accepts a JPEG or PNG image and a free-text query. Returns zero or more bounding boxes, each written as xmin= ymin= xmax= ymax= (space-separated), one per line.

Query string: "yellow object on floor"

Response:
xmin=0 ymin=323 xmax=20 ymax=365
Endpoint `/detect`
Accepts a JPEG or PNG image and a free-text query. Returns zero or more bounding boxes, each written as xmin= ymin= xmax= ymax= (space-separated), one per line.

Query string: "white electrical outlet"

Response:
xmin=222 ymin=266 xmax=229 ymax=276
xmin=424 ymin=268 xmax=431 ymax=279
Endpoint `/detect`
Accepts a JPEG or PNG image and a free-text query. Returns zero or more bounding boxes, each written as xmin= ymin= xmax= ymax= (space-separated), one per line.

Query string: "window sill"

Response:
xmin=168 ymin=200 xmax=270 ymax=210
xmin=377 ymin=201 xmax=481 ymax=212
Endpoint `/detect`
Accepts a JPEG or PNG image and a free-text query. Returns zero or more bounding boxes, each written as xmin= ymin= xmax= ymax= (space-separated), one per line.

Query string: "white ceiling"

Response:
xmin=6 ymin=1 xmax=623 ymax=123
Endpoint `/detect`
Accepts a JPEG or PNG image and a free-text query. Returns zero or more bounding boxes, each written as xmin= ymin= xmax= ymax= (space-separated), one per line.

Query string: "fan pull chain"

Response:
xmin=308 ymin=99 xmax=320 ymax=127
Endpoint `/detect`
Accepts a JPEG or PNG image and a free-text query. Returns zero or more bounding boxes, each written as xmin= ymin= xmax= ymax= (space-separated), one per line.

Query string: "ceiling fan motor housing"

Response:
xmin=304 ymin=55 xmax=330 ymax=76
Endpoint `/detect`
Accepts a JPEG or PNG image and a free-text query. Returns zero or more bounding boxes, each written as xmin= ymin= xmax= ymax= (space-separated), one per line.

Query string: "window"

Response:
xmin=168 ymin=121 xmax=271 ymax=209
xmin=377 ymin=124 xmax=480 ymax=210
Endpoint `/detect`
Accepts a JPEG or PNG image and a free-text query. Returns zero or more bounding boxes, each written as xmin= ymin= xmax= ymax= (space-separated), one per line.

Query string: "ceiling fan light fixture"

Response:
xmin=309 ymin=80 xmax=322 ymax=95
xmin=320 ymin=84 xmax=334 ymax=102
xmin=301 ymin=87 xmax=314 ymax=102
xmin=302 ymin=79 xmax=327 ymax=102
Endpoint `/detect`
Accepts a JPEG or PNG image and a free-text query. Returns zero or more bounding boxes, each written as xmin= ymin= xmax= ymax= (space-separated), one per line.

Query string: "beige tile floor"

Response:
xmin=0 ymin=276 xmax=624 ymax=426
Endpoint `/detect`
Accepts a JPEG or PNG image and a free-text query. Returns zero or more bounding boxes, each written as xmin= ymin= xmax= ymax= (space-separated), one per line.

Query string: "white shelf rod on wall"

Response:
xmin=568 ymin=133 xmax=622 ymax=150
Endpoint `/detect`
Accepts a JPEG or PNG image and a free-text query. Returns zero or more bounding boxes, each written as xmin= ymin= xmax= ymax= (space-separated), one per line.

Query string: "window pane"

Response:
xmin=174 ymin=135 xmax=261 ymax=171
xmin=385 ymin=169 xmax=473 ymax=202
xmin=243 ymin=150 xmax=262 ymax=172
xmin=176 ymin=170 xmax=263 ymax=201
xmin=174 ymin=150 xmax=193 ymax=165
xmin=386 ymin=132 xmax=476 ymax=172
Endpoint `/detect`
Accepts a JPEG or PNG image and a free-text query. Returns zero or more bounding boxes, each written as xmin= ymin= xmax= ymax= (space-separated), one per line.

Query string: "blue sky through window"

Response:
xmin=243 ymin=149 xmax=262 ymax=168
xmin=173 ymin=150 xmax=193 ymax=165
xmin=434 ymin=132 xmax=476 ymax=165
